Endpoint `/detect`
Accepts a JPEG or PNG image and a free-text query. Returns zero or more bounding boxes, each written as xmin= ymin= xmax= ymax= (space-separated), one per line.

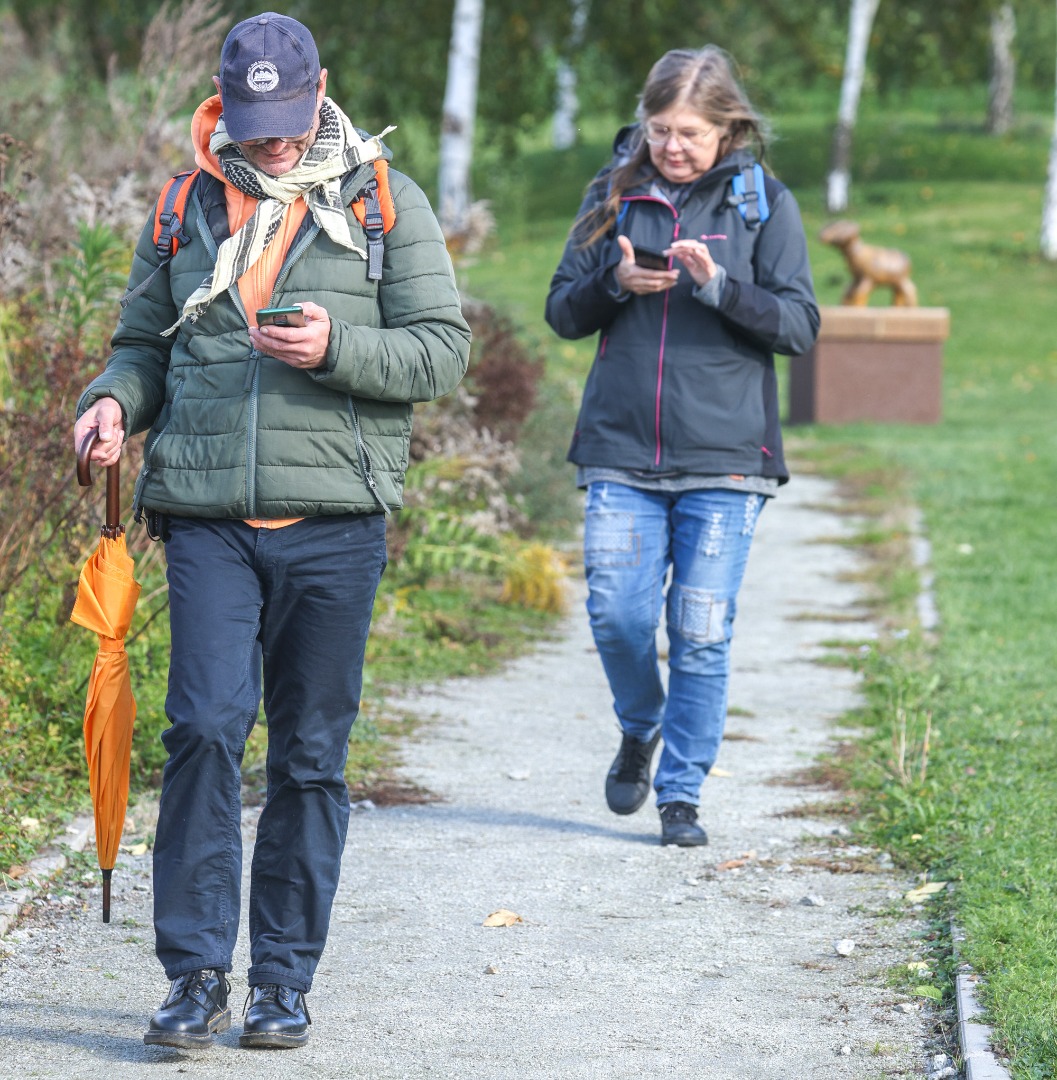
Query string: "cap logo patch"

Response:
xmin=247 ymin=61 xmax=280 ymax=93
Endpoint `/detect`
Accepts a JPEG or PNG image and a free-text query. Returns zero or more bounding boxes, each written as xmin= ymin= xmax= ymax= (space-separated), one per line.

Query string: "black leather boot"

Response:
xmin=144 ymin=969 xmax=231 ymax=1048
xmin=239 ymin=984 xmax=311 ymax=1049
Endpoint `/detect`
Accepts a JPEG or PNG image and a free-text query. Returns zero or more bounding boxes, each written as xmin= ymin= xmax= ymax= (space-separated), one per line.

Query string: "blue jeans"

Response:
xmin=583 ymin=483 xmax=763 ymax=806
xmin=155 ymin=514 xmax=386 ymax=993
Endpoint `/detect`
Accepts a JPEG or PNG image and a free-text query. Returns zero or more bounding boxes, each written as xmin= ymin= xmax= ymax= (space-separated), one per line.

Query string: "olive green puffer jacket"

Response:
xmin=77 ymin=159 xmax=471 ymax=519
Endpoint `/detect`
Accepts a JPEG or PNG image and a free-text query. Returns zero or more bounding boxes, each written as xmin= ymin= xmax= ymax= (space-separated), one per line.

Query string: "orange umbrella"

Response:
xmin=70 ymin=432 xmax=141 ymax=922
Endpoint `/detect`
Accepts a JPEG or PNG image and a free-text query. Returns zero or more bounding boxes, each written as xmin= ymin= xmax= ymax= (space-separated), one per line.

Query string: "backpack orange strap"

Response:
xmin=350 ymin=160 xmax=396 ymax=234
xmin=351 ymin=161 xmax=396 ymax=280
xmin=152 ymin=169 xmax=200 ymax=257
xmin=121 ymin=169 xmax=201 ymax=310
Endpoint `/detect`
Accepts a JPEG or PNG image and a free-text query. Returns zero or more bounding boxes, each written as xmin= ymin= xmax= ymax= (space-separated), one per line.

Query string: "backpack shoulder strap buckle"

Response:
xmin=726 ymin=162 xmax=770 ymax=230
xmin=350 ymin=160 xmax=397 ymax=283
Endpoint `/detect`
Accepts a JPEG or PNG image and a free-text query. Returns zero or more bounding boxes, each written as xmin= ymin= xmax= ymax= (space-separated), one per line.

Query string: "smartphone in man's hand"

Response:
xmin=256 ymin=305 xmax=306 ymax=328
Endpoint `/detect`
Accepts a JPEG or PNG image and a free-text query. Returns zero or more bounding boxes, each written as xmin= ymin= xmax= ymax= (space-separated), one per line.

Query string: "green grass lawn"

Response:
xmin=461 ymin=99 xmax=1057 ymax=1077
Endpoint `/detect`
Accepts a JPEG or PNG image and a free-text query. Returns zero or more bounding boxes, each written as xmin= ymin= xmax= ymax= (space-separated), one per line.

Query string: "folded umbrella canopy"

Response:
xmin=70 ymin=432 xmax=141 ymax=922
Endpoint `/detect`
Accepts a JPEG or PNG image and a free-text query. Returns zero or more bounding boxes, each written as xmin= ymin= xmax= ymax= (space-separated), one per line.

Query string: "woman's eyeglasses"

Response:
xmin=643 ymin=122 xmax=717 ymax=150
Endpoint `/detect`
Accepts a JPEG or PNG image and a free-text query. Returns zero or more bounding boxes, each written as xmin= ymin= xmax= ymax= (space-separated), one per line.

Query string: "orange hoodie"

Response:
xmin=191 ymin=96 xmax=307 ymax=530
xmin=191 ymin=95 xmax=310 ymax=328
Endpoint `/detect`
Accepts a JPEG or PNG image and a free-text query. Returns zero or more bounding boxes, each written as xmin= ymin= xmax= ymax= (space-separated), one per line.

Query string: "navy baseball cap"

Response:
xmin=218 ymin=13 xmax=321 ymax=142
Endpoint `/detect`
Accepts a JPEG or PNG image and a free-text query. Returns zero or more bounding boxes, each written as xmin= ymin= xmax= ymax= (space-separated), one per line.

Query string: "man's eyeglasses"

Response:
xmin=643 ymin=122 xmax=717 ymax=150
xmin=241 ymin=132 xmax=312 ymax=147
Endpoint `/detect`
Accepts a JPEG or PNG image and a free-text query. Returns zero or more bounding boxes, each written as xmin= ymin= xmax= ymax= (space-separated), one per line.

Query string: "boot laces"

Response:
xmin=243 ymin=984 xmax=311 ymax=1023
xmin=167 ymin=968 xmax=228 ymax=1009
xmin=660 ymin=801 xmax=698 ymax=825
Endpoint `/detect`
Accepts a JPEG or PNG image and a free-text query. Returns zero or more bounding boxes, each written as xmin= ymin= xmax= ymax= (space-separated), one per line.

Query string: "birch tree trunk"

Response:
xmin=987 ymin=2 xmax=1016 ymax=136
xmin=826 ymin=0 xmax=881 ymax=213
xmin=552 ymin=0 xmax=590 ymax=150
xmin=1041 ymin=8 xmax=1057 ymax=261
xmin=438 ymin=0 xmax=484 ymax=235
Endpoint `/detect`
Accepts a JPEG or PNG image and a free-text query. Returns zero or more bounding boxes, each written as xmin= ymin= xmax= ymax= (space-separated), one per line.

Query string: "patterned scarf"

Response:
xmin=163 ymin=98 xmax=394 ymax=335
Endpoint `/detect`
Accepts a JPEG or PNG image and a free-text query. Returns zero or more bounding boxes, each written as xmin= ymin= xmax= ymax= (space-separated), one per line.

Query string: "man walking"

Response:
xmin=73 ymin=12 xmax=470 ymax=1049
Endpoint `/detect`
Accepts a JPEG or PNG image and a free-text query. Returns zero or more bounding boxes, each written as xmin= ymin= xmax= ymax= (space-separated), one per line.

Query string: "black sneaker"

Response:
xmin=144 ymin=968 xmax=231 ymax=1048
xmin=605 ymin=730 xmax=662 ymax=815
xmin=659 ymin=801 xmax=709 ymax=847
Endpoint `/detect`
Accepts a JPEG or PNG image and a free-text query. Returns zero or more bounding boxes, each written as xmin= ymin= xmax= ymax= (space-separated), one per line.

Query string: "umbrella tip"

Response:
xmin=102 ymin=868 xmax=112 ymax=923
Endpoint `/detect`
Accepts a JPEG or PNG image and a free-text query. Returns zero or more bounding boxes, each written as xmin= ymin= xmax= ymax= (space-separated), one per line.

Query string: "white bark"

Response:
xmin=1042 ymin=9 xmax=1057 ymax=261
xmin=438 ymin=0 xmax=485 ymax=234
xmin=987 ymin=2 xmax=1016 ymax=136
xmin=826 ymin=0 xmax=881 ymax=213
xmin=552 ymin=0 xmax=590 ymax=150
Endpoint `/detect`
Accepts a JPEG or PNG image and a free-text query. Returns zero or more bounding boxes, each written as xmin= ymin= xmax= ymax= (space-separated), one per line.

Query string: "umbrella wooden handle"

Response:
xmin=77 ymin=431 xmax=122 ymax=536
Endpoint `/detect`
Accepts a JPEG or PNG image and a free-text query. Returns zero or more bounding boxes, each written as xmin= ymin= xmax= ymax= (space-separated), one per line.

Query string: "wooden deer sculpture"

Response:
xmin=819 ymin=220 xmax=918 ymax=307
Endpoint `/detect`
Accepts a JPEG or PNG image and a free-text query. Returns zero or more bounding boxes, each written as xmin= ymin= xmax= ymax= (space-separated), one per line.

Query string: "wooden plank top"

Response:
xmin=817 ymin=306 xmax=950 ymax=342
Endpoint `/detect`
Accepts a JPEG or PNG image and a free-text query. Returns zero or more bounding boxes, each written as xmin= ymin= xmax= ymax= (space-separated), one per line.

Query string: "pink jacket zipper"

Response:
xmin=621 ymin=196 xmax=679 ymax=466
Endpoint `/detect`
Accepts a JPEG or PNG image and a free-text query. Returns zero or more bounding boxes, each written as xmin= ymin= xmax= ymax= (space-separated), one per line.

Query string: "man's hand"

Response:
xmin=249 ymin=300 xmax=331 ymax=371
xmin=73 ymin=398 xmax=125 ymax=467
xmin=613 ymin=235 xmax=680 ymax=296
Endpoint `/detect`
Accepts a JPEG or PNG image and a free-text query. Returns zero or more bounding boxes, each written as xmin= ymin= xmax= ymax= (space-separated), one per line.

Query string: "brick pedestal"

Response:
xmin=788 ymin=306 xmax=949 ymax=424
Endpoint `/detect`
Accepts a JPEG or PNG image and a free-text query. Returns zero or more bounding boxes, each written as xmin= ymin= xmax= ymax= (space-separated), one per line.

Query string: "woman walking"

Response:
xmin=545 ymin=47 xmax=819 ymax=846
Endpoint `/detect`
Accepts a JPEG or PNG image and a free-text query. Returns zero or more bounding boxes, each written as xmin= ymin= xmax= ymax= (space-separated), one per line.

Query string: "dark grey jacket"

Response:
xmin=545 ymin=141 xmax=818 ymax=483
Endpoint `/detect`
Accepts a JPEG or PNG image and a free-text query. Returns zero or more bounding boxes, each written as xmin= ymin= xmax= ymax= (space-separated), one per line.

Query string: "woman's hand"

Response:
xmin=249 ymin=300 xmax=332 ymax=372
xmin=613 ymin=236 xmax=680 ymax=296
xmin=667 ymin=238 xmax=718 ymax=288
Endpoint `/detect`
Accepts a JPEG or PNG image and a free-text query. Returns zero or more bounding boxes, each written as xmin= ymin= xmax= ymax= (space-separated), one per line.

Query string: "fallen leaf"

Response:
xmin=483 ymin=909 xmax=523 ymax=927
xmin=709 ymin=767 xmax=733 ymax=778
xmin=905 ymin=882 xmax=947 ymax=903
xmin=715 ymin=858 xmax=749 ymax=872
xmin=120 ymin=842 xmax=149 ymax=856
xmin=6 ymin=865 xmax=27 ymax=880
xmin=19 ymin=817 xmax=41 ymax=832
xmin=906 ymin=961 xmax=931 ymax=972
xmin=914 ymin=984 xmax=943 ymax=1000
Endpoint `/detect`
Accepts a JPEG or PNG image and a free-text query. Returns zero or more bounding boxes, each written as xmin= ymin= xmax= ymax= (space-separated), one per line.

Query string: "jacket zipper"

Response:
xmin=245 ymin=357 xmax=261 ymax=517
xmin=244 ymin=204 xmax=337 ymax=516
xmin=347 ymin=399 xmax=391 ymax=514
xmin=620 ymin=195 xmax=679 ymax=467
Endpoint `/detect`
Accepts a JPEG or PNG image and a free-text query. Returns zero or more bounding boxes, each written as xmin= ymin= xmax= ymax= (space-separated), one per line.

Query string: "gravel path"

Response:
xmin=0 ymin=473 xmax=934 ymax=1078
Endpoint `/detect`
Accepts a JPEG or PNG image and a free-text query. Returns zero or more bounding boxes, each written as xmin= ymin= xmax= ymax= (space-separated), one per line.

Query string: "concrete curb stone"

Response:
xmin=0 ymin=815 xmax=94 ymax=939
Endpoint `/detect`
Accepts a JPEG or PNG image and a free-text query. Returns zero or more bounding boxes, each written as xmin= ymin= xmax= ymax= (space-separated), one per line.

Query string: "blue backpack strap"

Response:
xmin=727 ymin=162 xmax=769 ymax=229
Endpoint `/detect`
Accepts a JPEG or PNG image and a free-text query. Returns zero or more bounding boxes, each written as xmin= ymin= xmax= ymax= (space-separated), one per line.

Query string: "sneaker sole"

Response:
xmin=238 ymin=1030 xmax=310 ymax=1049
xmin=660 ymin=830 xmax=709 ymax=847
xmin=144 ymin=1010 xmax=231 ymax=1048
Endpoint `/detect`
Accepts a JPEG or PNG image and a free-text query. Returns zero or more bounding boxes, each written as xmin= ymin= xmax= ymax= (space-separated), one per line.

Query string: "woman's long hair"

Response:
xmin=576 ymin=46 xmax=769 ymax=247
